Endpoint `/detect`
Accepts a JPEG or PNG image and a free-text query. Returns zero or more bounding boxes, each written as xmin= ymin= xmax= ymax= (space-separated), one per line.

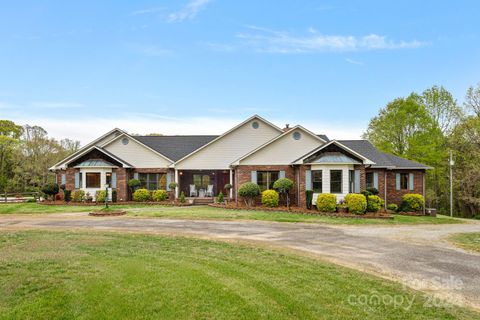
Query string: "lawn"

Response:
xmin=0 ymin=203 xmax=464 ymax=225
xmin=448 ymin=232 xmax=480 ymax=253
xmin=0 ymin=230 xmax=477 ymax=319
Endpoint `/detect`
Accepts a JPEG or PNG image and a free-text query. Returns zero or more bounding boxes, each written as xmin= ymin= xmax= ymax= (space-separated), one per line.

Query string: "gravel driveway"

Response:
xmin=1 ymin=213 xmax=480 ymax=310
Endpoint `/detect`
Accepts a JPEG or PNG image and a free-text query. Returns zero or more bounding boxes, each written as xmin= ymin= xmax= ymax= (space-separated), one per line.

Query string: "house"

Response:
xmin=50 ymin=115 xmax=431 ymax=208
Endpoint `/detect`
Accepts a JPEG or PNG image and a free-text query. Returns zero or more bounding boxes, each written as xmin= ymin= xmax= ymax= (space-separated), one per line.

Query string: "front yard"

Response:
xmin=448 ymin=232 xmax=480 ymax=253
xmin=0 ymin=203 xmax=464 ymax=225
xmin=0 ymin=230 xmax=477 ymax=319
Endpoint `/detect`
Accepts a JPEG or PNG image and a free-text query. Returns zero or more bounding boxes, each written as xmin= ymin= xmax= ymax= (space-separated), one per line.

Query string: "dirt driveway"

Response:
xmin=1 ymin=213 xmax=480 ymax=310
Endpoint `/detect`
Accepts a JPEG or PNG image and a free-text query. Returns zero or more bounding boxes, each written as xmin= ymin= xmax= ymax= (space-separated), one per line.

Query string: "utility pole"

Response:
xmin=449 ymin=150 xmax=454 ymax=217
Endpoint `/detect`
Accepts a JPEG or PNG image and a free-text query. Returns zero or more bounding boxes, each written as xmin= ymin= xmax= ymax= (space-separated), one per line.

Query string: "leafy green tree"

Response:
xmin=0 ymin=120 xmax=23 ymax=191
xmin=465 ymin=83 xmax=480 ymax=116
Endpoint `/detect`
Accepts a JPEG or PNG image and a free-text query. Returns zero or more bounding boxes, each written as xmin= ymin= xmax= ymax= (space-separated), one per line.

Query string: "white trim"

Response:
xmin=231 ymin=125 xmax=326 ymax=165
xmin=100 ymin=132 xmax=175 ymax=164
xmin=56 ymin=146 xmax=132 ymax=169
xmin=293 ymin=140 xmax=375 ymax=165
xmin=49 ymin=128 xmax=126 ymax=170
xmin=172 ymin=115 xmax=284 ymax=166
xmin=387 ymin=166 xmax=433 ymax=170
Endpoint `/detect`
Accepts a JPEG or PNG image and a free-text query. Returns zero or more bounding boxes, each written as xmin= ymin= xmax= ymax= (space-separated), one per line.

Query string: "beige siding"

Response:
xmin=240 ymin=129 xmax=322 ymax=165
xmin=176 ymin=119 xmax=281 ymax=170
xmin=311 ymin=164 xmax=353 ymax=202
xmin=105 ymin=137 xmax=172 ymax=168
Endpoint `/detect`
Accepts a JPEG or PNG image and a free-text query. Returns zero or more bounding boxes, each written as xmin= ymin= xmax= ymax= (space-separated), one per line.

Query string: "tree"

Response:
xmin=465 ymin=83 xmax=480 ymax=116
xmin=273 ymin=178 xmax=294 ymax=207
xmin=415 ymin=85 xmax=463 ymax=134
xmin=0 ymin=120 xmax=23 ymax=191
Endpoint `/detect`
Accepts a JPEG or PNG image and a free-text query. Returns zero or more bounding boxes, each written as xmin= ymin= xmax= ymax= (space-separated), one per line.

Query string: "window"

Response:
xmin=312 ymin=170 xmax=322 ymax=193
xmin=330 ymin=170 xmax=342 ymax=194
xmin=293 ymin=132 xmax=301 ymax=140
xmin=400 ymin=173 xmax=409 ymax=190
xmin=106 ymin=172 xmax=112 ymax=187
xmin=257 ymin=171 xmax=279 ymax=191
xmin=193 ymin=174 xmax=210 ymax=190
xmin=86 ymin=173 xmax=101 ymax=188
xmin=349 ymin=170 xmax=355 ymax=193
xmin=366 ymin=172 xmax=374 ymax=189
xmin=139 ymin=173 xmax=167 ymax=190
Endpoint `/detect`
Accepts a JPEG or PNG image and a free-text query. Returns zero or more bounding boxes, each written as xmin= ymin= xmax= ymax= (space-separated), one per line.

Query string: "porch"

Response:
xmin=177 ymin=169 xmax=233 ymax=199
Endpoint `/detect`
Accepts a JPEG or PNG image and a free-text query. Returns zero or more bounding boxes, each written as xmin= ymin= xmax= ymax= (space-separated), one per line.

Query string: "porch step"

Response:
xmin=192 ymin=197 xmax=215 ymax=205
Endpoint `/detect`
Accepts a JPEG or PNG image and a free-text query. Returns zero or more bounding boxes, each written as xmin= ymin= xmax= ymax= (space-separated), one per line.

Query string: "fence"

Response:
xmin=0 ymin=192 xmax=40 ymax=203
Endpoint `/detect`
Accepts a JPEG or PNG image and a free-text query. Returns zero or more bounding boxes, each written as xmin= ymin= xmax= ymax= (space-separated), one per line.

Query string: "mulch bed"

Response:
xmin=394 ymin=211 xmax=426 ymax=216
xmin=209 ymin=203 xmax=393 ymax=219
xmin=39 ymin=201 xmax=192 ymax=207
xmin=88 ymin=210 xmax=127 ymax=217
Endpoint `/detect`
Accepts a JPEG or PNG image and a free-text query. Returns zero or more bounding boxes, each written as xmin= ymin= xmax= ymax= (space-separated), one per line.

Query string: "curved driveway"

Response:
xmin=1 ymin=212 xmax=480 ymax=310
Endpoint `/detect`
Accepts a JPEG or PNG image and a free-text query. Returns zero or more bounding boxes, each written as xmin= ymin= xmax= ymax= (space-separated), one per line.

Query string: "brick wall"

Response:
xmin=298 ymin=165 xmax=311 ymax=208
xmin=114 ymin=168 xmax=129 ymax=201
xmin=386 ymin=170 xmax=425 ymax=205
xmin=365 ymin=168 xmax=387 ymax=199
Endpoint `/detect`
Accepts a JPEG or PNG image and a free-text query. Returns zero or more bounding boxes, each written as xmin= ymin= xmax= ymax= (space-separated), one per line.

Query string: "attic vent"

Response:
xmin=293 ymin=132 xmax=301 ymax=140
xmin=122 ymin=137 xmax=129 ymax=145
xmin=252 ymin=121 xmax=259 ymax=129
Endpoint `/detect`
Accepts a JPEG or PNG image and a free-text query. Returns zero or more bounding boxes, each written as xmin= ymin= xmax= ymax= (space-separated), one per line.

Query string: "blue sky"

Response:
xmin=1 ymin=0 xmax=479 ymax=144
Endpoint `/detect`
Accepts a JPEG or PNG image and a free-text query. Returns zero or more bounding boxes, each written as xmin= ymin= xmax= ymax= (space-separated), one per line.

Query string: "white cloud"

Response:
xmin=236 ymin=26 xmax=425 ymax=53
xmin=130 ymin=7 xmax=165 ymax=16
xmin=167 ymin=0 xmax=211 ymax=23
xmin=345 ymin=58 xmax=365 ymax=65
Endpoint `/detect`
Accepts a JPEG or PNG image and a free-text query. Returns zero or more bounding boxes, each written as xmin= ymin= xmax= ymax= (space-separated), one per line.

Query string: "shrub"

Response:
xmin=316 ymin=194 xmax=337 ymax=212
xmin=366 ymin=187 xmax=379 ymax=195
xmin=345 ymin=193 xmax=367 ymax=214
xmin=112 ymin=189 xmax=117 ymax=202
xmin=400 ymin=194 xmax=425 ymax=212
xmin=152 ymin=189 xmax=168 ymax=202
xmin=367 ymin=195 xmax=384 ymax=212
xmin=216 ymin=191 xmax=224 ymax=204
xmin=133 ymin=188 xmax=150 ymax=202
xmin=261 ymin=190 xmax=279 ymax=207
xmin=273 ymin=178 xmax=294 ymax=207
xmin=179 ymin=191 xmax=186 ymax=203
xmin=224 ymin=183 xmax=232 ymax=190
xmin=41 ymin=183 xmax=59 ymax=200
xmin=239 ymin=182 xmax=260 ymax=207
xmin=60 ymin=184 xmax=66 ymax=191
xmin=71 ymin=190 xmax=85 ymax=202
xmin=168 ymin=182 xmax=178 ymax=191
xmin=95 ymin=190 xmax=107 ymax=203
xmin=305 ymin=190 xmax=314 ymax=210
xmin=64 ymin=189 xmax=71 ymax=202
xmin=128 ymin=178 xmax=141 ymax=190
xmin=387 ymin=203 xmax=398 ymax=212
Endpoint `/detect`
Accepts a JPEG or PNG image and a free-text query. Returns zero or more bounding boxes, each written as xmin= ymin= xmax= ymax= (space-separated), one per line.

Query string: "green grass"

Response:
xmin=448 ymin=232 xmax=480 ymax=253
xmin=0 ymin=230 xmax=476 ymax=319
xmin=0 ymin=203 xmax=464 ymax=225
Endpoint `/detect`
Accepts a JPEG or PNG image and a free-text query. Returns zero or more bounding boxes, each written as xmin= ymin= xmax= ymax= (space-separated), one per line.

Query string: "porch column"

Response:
xmin=229 ymin=169 xmax=233 ymax=199
xmin=174 ymin=169 xmax=179 ymax=198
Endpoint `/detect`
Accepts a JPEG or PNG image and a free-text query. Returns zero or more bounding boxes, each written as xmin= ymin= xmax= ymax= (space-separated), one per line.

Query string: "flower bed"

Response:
xmin=209 ymin=203 xmax=393 ymax=219
xmin=39 ymin=200 xmax=192 ymax=207
xmin=88 ymin=210 xmax=127 ymax=217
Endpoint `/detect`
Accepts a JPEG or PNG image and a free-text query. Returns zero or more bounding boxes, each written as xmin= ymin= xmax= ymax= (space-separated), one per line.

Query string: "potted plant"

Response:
xmin=84 ymin=192 xmax=93 ymax=203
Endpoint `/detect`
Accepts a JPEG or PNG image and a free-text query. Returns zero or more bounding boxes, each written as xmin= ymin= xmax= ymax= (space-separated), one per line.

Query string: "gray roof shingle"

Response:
xmin=133 ymin=135 xmax=218 ymax=161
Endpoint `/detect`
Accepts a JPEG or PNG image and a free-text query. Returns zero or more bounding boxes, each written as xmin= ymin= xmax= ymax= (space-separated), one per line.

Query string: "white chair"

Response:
xmin=189 ymin=184 xmax=198 ymax=197
xmin=205 ymin=184 xmax=214 ymax=197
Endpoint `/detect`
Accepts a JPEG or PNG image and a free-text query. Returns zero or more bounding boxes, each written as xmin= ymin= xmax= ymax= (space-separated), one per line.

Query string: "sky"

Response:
xmin=1 ymin=0 xmax=479 ymax=145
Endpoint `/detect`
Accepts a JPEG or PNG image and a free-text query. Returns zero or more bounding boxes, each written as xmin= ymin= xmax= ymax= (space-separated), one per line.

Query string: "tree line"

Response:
xmin=0 ymin=121 xmax=79 ymax=194
xmin=364 ymin=83 xmax=480 ymax=218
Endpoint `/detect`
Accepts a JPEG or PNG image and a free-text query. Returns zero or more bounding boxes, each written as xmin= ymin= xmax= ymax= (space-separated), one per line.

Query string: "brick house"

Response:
xmin=50 ymin=115 xmax=430 ymax=208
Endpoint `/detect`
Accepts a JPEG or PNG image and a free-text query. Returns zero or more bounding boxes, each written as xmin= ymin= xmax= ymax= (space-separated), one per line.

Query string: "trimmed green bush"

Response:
xmin=273 ymin=178 xmax=294 ymax=207
xmin=168 ymin=182 xmax=178 ymax=191
xmin=261 ymin=190 xmax=279 ymax=207
xmin=112 ymin=189 xmax=117 ymax=202
xmin=216 ymin=192 xmax=224 ymax=204
xmin=179 ymin=191 xmax=186 ymax=203
xmin=305 ymin=190 xmax=314 ymax=210
xmin=387 ymin=203 xmax=398 ymax=212
xmin=64 ymin=190 xmax=71 ymax=202
xmin=345 ymin=193 xmax=367 ymax=214
xmin=239 ymin=182 xmax=260 ymax=207
xmin=128 ymin=179 xmax=141 ymax=190
xmin=152 ymin=189 xmax=168 ymax=202
xmin=95 ymin=190 xmax=107 ymax=203
xmin=316 ymin=194 xmax=337 ymax=212
xmin=367 ymin=195 xmax=384 ymax=212
xmin=133 ymin=188 xmax=150 ymax=202
xmin=41 ymin=183 xmax=59 ymax=200
xmin=71 ymin=190 xmax=85 ymax=202
xmin=366 ymin=187 xmax=379 ymax=195
xmin=400 ymin=194 xmax=425 ymax=212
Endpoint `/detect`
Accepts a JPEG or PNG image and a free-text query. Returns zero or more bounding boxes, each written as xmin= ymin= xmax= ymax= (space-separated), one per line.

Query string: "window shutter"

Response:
xmin=111 ymin=172 xmax=117 ymax=188
xmin=305 ymin=170 xmax=312 ymax=190
xmin=354 ymin=170 xmax=360 ymax=193
xmin=396 ymin=173 xmax=401 ymax=190
xmin=373 ymin=172 xmax=378 ymax=190
xmin=61 ymin=174 xmax=66 ymax=185
xmin=279 ymin=171 xmax=285 ymax=179
xmin=166 ymin=172 xmax=172 ymax=187
xmin=134 ymin=172 xmax=139 ymax=180
xmin=74 ymin=172 xmax=80 ymax=189
xmin=409 ymin=173 xmax=414 ymax=190
xmin=251 ymin=171 xmax=257 ymax=184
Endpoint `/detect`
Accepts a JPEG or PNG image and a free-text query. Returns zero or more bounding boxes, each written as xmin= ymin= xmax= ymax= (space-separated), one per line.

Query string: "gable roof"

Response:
xmin=133 ymin=135 xmax=218 ymax=162
xmin=231 ymin=125 xmax=327 ymax=165
xmin=294 ymin=140 xmax=375 ymax=165
xmin=338 ymin=140 xmax=432 ymax=169
xmin=55 ymin=146 xmax=133 ymax=169
xmin=173 ymin=115 xmax=284 ymax=165
xmin=309 ymin=152 xmax=362 ymax=164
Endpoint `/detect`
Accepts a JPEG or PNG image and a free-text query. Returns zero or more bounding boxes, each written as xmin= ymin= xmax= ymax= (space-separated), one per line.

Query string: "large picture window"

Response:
xmin=312 ymin=170 xmax=322 ymax=193
xmin=86 ymin=173 xmax=101 ymax=188
xmin=139 ymin=173 xmax=167 ymax=190
xmin=400 ymin=173 xmax=409 ymax=190
xmin=365 ymin=172 xmax=374 ymax=189
xmin=193 ymin=174 xmax=210 ymax=190
xmin=330 ymin=170 xmax=342 ymax=194
xmin=257 ymin=171 xmax=279 ymax=191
